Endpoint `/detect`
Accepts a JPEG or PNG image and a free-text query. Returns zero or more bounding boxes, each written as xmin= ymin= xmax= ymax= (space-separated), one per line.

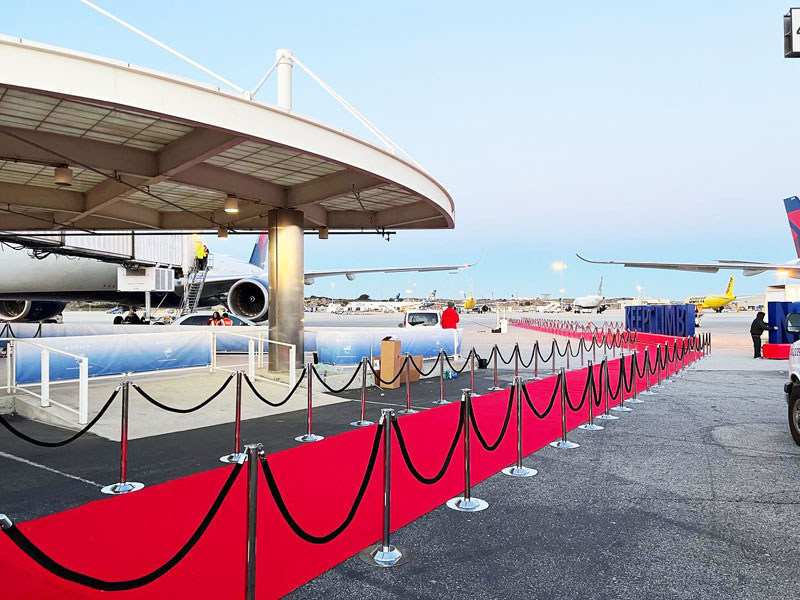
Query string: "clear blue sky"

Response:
xmin=5 ymin=1 xmax=800 ymax=300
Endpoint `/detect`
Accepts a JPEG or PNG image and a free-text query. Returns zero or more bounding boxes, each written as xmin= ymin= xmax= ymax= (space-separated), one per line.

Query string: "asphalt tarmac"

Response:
xmin=289 ymin=366 xmax=800 ymax=599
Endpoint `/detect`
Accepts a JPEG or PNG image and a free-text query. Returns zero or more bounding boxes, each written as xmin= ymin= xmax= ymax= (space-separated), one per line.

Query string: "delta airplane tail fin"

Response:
xmin=249 ymin=233 xmax=268 ymax=269
xmin=724 ymin=275 xmax=735 ymax=298
xmin=784 ymin=196 xmax=800 ymax=258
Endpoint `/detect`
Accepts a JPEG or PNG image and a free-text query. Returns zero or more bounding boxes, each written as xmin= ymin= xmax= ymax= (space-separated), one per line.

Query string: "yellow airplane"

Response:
xmin=685 ymin=275 xmax=735 ymax=312
xmin=464 ymin=281 xmax=476 ymax=310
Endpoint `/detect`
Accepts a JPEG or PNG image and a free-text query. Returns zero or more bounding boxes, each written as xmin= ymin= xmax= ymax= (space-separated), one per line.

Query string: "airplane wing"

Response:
xmin=304 ymin=263 xmax=473 ymax=280
xmin=576 ymin=254 xmax=793 ymax=276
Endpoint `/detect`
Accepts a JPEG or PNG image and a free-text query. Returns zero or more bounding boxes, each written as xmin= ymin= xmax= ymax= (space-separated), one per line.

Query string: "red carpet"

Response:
xmin=1 ymin=338 xmax=693 ymax=598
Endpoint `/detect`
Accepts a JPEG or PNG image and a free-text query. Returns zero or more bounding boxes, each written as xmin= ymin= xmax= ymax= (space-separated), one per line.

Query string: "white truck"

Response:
xmin=782 ymin=314 xmax=800 ymax=445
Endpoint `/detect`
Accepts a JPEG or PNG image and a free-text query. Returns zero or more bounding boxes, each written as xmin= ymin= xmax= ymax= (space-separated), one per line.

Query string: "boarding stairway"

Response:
xmin=179 ymin=266 xmax=209 ymax=315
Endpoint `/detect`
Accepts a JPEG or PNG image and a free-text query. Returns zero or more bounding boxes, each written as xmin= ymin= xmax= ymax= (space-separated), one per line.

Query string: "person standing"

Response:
xmin=207 ymin=311 xmax=223 ymax=326
xmin=750 ymin=311 xmax=777 ymax=359
xmin=441 ymin=301 xmax=460 ymax=329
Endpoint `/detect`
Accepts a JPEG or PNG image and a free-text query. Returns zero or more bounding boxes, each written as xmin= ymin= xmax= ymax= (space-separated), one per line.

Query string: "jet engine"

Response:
xmin=0 ymin=300 xmax=67 ymax=322
xmin=227 ymin=277 xmax=269 ymax=322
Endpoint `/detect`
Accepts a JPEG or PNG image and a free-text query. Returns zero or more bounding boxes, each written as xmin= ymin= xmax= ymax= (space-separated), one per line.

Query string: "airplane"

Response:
xmin=577 ymin=197 xmax=800 ymax=277
xmin=572 ymin=277 xmax=607 ymax=314
xmin=0 ymin=234 xmax=475 ymax=323
xmin=685 ymin=275 xmax=735 ymax=313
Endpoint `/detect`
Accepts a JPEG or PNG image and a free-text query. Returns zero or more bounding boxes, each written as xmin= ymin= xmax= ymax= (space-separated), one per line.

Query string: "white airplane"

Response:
xmin=571 ymin=277 xmax=607 ymax=314
xmin=578 ymin=197 xmax=800 ymax=278
xmin=0 ymin=234 xmax=474 ymax=323
xmin=535 ymin=301 xmax=562 ymax=313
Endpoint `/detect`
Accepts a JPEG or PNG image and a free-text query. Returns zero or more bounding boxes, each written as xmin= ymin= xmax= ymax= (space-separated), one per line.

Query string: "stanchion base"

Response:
xmin=595 ymin=413 xmax=619 ymax=421
xmin=398 ymin=408 xmax=418 ymax=415
xmin=549 ymin=440 xmax=580 ymax=449
xmin=578 ymin=423 xmax=604 ymax=431
xmin=487 ymin=386 xmax=503 ymax=391
xmin=446 ymin=496 xmax=489 ymax=512
xmin=295 ymin=433 xmax=325 ymax=443
xmin=501 ymin=465 xmax=537 ymax=478
xmin=358 ymin=544 xmax=410 ymax=568
xmin=432 ymin=398 xmax=450 ymax=405
xmin=100 ymin=481 xmax=144 ymax=495
xmin=611 ymin=405 xmax=633 ymax=413
xmin=626 ymin=397 xmax=644 ymax=404
xmin=219 ymin=452 xmax=247 ymax=464
xmin=350 ymin=419 xmax=374 ymax=427
xmin=639 ymin=390 xmax=656 ymax=396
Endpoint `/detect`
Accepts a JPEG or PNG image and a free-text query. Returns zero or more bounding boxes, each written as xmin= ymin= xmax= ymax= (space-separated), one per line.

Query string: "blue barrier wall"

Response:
xmin=15 ymin=331 xmax=211 ymax=384
xmin=625 ymin=305 xmax=695 ymax=337
xmin=315 ymin=329 xmax=463 ymax=365
xmin=767 ymin=301 xmax=800 ymax=344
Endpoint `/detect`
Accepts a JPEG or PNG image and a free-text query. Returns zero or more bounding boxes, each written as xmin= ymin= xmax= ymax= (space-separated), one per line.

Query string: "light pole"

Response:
xmin=552 ymin=262 xmax=567 ymax=311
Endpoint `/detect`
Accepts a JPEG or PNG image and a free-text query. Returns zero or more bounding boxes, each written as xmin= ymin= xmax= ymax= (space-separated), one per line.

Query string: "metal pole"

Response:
xmin=580 ymin=341 xmax=584 ymax=367
xmin=550 ymin=368 xmax=580 ymax=448
xmin=579 ymin=361 xmax=603 ymax=431
xmin=221 ymin=371 xmax=246 ymax=461
xmin=503 ymin=377 xmax=538 ymax=477
xmin=351 ymin=357 xmax=374 ymax=426
xmin=447 ymin=389 xmax=489 ymax=511
xmin=359 ymin=409 xmax=408 ymax=567
xmin=78 ymin=358 xmax=88 ymax=425
xmin=611 ymin=354 xmax=633 ymax=413
xmin=488 ymin=346 xmax=502 ymax=391
xmin=101 ymin=381 xmax=144 ymax=495
xmin=514 ymin=343 xmax=519 ymax=378
xmin=551 ymin=339 xmax=556 ymax=375
xmin=595 ymin=359 xmax=619 ymax=421
xmin=626 ymin=350 xmax=643 ymax=404
xmin=296 ymin=363 xmax=324 ymax=442
xmin=5 ymin=340 xmax=12 ymax=394
xmin=434 ymin=349 xmax=449 ymax=403
xmin=248 ymin=339 xmax=255 ymax=380
xmin=399 ymin=354 xmax=417 ymax=415
xmin=245 ymin=443 xmax=263 ymax=599
xmin=640 ymin=347 xmax=655 ymax=396
xmin=40 ymin=350 xmax=50 ymax=408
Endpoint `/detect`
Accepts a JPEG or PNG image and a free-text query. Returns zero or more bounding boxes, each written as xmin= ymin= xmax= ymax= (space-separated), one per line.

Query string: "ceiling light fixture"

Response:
xmin=224 ymin=194 xmax=240 ymax=213
xmin=53 ymin=165 xmax=73 ymax=187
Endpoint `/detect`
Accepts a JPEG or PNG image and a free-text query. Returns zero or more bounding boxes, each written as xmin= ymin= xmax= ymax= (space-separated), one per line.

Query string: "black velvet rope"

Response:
xmin=564 ymin=370 xmax=590 ymax=412
xmin=469 ymin=386 xmax=514 ymax=452
xmin=605 ymin=360 xmax=624 ymax=400
xmin=392 ymin=406 xmax=464 ymax=485
xmin=312 ymin=362 xmax=362 ymax=394
xmin=521 ymin=378 xmax=559 ymax=419
xmin=408 ymin=352 xmax=443 ymax=377
xmin=133 ymin=373 xmax=234 ymax=414
xmin=260 ymin=422 xmax=382 ymax=544
xmin=495 ymin=346 xmax=515 ymax=365
xmin=244 ymin=368 xmax=307 ymax=407
xmin=1 ymin=462 xmax=243 ymax=591
xmin=0 ymin=386 xmax=119 ymax=447
xmin=443 ymin=350 xmax=473 ymax=374
xmin=367 ymin=354 xmax=410 ymax=386
xmin=535 ymin=342 xmax=554 ymax=363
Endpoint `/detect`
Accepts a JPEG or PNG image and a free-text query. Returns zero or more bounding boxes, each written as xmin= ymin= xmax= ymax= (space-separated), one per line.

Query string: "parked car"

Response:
xmin=782 ymin=313 xmax=800 ymax=445
xmin=168 ymin=312 xmax=257 ymax=326
xmin=399 ymin=309 xmax=441 ymax=328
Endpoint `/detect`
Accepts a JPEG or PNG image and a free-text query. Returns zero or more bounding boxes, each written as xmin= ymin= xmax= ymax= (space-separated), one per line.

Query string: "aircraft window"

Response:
xmin=230 ymin=316 xmax=247 ymax=326
xmin=407 ymin=313 xmax=439 ymax=326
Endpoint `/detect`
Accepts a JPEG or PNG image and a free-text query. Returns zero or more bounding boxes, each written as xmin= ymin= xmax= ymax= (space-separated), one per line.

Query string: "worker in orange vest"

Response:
xmin=221 ymin=312 xmax=234 ymax=326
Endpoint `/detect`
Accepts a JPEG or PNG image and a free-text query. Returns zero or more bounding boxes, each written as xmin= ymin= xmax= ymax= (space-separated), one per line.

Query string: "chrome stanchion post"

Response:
xmin=579 ymin=361 xmax=604 ymax=431
xmin=360 ymin=409 xmax=410 ymax=567
xmin=653 ymin=345 xmax=664 ymax=389
xmin=488 ymin=346 xmax=502 ymax=391
xmin=627 ymin=350 xmax=644 ymax=404
xmin=550 ymin=368 xmax=580 ymax=448
xmin=101 ymin=381 xmax=144 ymax=495
xmin=469 ymin=350 xmax=480 ymax=397
xmin=447 ymin=389 xmax=489 ymax=511
xmin=351 ymin=357 xmax=374 ymax=427
xmin=640 ymin=347 xmax=655 ymax=396
xmin=611 ymin=355 xmax=633 ymax=413
xmin=551 ymin=339 xmax=557 ymax=375
xmin=580 ymin=340 xmax=584 ymax=367
xmin=434 ymin=349 xmax=449 ymax=403
xmin=503 ymin=377 xmax=538 ymax=477
xmin=221 ymin=371 xmax=247 ymax=462
xmin=531 ymin=342 xmax=541 ymax=381
xmin=244 ymin=443 xmax=263 ymax=600
xmin=595 ymin=359 xmax=619 ymax=421
xmin=514 ymin=343 xmax=519 ymax=379
xmin=399 ymin=354 xmax=418 ymax=415
xmin=296 ymin=363 xmax=324 ymax=442
xmin=663 ymin=343 xmax=675 ymax=383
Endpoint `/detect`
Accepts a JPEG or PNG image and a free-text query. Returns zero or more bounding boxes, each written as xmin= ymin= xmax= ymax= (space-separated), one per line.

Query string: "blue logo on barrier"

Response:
xmin=767 ymin=301 xmax=800 ymax=344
